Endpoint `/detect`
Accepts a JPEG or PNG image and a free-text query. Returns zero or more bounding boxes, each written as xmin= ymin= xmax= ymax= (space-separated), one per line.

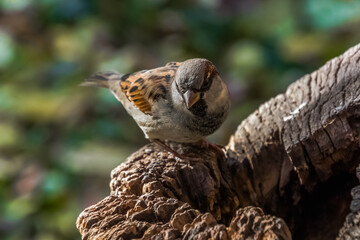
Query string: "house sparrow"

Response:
xmin=82 ymin=58 xmax=230 ymax=157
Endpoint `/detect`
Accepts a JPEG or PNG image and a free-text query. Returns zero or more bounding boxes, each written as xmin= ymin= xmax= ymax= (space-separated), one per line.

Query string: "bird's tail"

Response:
xmin=81 ymin=71 xmax=123 ymax=88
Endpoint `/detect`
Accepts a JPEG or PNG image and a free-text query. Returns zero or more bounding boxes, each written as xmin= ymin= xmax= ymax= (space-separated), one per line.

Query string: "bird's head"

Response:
xmin=174 ymin=58 xmax=222 ymax=109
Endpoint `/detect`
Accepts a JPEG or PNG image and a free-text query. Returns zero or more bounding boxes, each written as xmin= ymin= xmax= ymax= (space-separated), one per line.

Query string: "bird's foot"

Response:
xmin=195 ymin=139 xmax=226 ymax=159
xmin=153 ymin=139 xmax=202 ymax=167
xmin=153 ymin=139 xmax=223 ymax=166
xmin=153 ymin=139 xmax=183 ymax=158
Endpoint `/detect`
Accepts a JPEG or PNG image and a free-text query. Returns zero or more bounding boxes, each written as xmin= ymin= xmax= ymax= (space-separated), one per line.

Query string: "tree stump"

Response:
xmin=76 ymin=44 xmax=360 ymax=239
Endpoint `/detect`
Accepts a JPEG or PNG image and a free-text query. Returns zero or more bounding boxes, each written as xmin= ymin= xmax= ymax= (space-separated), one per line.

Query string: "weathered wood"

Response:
xmin=77 ymin=143 xmax=291 ymax=239
xmin=337 ymin=165 xmax=360 ymax=240
xmin=227 ymin=44 xmax=360 ymax=238
xmin=76 ymin=44 xmax=360 ymax=239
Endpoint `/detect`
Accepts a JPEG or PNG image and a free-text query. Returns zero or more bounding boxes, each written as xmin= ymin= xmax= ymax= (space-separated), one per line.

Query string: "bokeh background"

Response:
xmin=0 ymin=0 xmax=359 ymax=239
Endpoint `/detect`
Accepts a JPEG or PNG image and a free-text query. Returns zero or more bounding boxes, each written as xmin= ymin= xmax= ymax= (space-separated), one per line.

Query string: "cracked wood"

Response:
xmin=77 ymin=44 xmax=360 ymax=240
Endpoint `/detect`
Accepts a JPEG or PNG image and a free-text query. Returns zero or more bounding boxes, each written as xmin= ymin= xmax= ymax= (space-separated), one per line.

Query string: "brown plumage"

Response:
xmin=81 ymin=58 xmax=230 ymax=145
xmin=118 ymin=62 xmax=180 ymax=114
xmin=83 ymin=62 xmax=181 ymax=115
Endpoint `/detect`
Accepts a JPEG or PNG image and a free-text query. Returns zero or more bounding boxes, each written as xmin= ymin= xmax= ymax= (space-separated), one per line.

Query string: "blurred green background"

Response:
xmin=0 ymin=0 xmax=359 ymax=239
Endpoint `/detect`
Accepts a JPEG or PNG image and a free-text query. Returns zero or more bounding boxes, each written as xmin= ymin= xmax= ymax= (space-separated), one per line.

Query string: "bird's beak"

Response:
xmin=184 ymin=90 xmax=201 ymax=109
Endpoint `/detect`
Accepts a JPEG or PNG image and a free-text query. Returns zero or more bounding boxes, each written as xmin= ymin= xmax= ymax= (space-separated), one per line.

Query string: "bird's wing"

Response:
xmin=111 ymin=61 xmax=181 ymax=115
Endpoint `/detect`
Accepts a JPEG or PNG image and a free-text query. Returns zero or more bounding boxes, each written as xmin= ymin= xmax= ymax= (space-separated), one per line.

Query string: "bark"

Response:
xmin=76 ymin=44 xmax=360 ymax=239
xmin=337 ymin=164 xmax=360 ymax=240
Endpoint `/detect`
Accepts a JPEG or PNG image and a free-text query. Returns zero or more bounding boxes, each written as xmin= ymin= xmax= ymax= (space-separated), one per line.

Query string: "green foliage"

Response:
xmin=0 ymin=0 xmax=359 ymax=239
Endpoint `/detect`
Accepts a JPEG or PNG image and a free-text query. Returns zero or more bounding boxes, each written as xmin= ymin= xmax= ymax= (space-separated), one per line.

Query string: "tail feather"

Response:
xmin=81 ymin=71 xmax=123 ymax=88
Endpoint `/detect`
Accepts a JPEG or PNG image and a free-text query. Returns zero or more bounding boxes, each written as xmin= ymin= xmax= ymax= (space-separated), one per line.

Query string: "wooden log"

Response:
xmin=76 ymin=44 xmax=360 ymax=239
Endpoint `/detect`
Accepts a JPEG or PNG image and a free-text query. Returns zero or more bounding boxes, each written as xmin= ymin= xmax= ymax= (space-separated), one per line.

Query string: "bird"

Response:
xmin=81 ymin=58 xmax=230 ymax=158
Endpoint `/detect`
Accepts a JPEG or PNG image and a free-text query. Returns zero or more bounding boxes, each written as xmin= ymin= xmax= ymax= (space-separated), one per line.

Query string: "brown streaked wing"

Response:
xmin=119 ymin=62 xmax=181 ymax=115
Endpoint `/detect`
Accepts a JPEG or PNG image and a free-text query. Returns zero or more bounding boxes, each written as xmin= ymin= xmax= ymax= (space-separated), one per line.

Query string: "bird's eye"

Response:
xmin=202 ymin=78 xmax=211 ymax=89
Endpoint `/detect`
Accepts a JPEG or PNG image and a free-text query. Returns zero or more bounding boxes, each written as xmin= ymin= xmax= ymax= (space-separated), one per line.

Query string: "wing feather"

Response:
xmin=113 ymin=61 xmax=181 ymax=115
